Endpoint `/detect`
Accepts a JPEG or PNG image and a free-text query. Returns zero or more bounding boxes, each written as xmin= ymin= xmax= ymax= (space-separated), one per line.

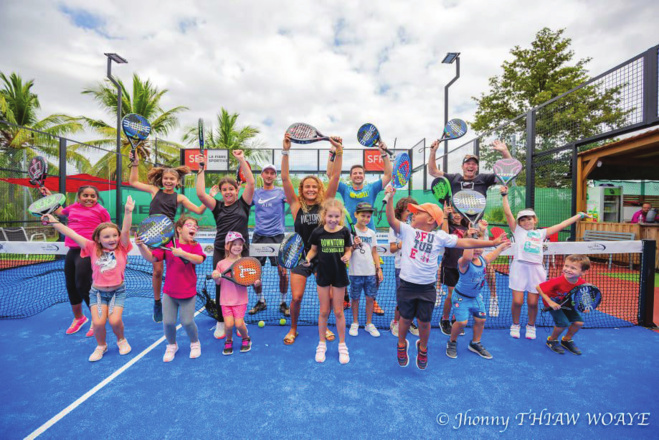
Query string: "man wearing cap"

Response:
xmin=248 ymin=164 xmax=290 ymax=317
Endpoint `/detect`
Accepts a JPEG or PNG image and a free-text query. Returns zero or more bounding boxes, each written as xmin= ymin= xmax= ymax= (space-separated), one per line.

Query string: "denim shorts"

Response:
xmin=549 ymin=307 xmax=583 ymax=328
xmin=452 ymin=290 xmax=486 ymax=322
xmin=89 ymin=285 xmax=127 ymax=310
xmin=349 ymin=275 xmax=378 ymax=300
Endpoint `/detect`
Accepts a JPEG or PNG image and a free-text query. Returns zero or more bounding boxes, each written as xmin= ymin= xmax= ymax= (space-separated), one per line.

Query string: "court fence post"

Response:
xmin=638 ymin=239 xmax=656 ymax=327
xmin=58 ymin=137 xmax=67 ymax=242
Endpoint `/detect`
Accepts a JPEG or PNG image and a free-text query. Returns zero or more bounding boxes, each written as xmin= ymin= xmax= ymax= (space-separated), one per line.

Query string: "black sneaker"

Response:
xmin=240 ymin=337 xmax=252 ymax=353
xmin=416 ymin=340 xmax=428 ymax=370
xmin=546 ymin=339 xmax=565 ymax=355
xmin=560 ymin=339 xmax=582 ymax=355
xmin=279 ymin=302 xmax=290 ymax=317
xmin=397 ymin=339 xmax=409 ymax=367
xmin=446 ymin=340 xmax=457 ymax=359
xmin=248 ymin=301 xmax=267 ymax=315
xmin=153 ymin=300 xmax=163 ymax=323
xmin=440 ymin=319 xmax=452 ymax=336
xmin=223 ymin=340 xmax=233 ymax=356
xmin=468 ymin=341 xmax=493 ymax=359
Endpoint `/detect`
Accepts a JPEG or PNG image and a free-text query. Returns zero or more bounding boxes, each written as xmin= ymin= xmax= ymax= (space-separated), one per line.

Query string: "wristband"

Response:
xmin=281 ymin=151 xmax=289 ymax=156
xmin=380 ymin=154 xmax=388 ymax=158
xmin=501 ymin=192 xmax=508 ymax=197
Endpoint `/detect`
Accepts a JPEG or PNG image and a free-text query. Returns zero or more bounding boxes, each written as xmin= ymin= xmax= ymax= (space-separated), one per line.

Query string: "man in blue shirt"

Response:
xmin=249 ymin=164 xmax=290 ymax=316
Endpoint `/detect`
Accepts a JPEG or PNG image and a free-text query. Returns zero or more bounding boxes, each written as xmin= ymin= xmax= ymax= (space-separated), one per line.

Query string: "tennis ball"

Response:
xmin=258 ymin=321 xmax=265 ymax=328
xmin=279 ymin=318 xmax=286 ymax=325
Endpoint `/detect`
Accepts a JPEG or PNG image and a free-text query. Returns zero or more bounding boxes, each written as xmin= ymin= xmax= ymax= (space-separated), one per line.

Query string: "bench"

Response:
xmin=0 ymin=227 xmax=46 ymax=242
xmin=582 ymin=229 xmax=635 ymax=269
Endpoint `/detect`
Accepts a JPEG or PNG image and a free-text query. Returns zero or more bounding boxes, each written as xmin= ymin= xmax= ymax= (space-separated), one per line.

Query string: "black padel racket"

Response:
xmin=286 ymin=123 xmax=330 ymax=144
xmin=278 ymin=233 xmax=305 ymax=269
xmin=343 ymin=207 xmax=364 ymax=254
xmin=29 ymin=193 xmax=66 ymax=224
xmin=452 ymin=190 xmax=487 ymax=229
xmin=493 ymin=158 xmax=523 ymax=186
xmin=431 ymin=176 xmax=452 ymax=206
xmin=219 ymin=257 xmax=262 ymax=286
xmin=137 ymin=214 xmax=189 ymax=264
xmin=28 ymin=156 xmax=48 ymax=188
xmin=198 ymin=118 xmax=205 ymax=155
xmin=122 ymin=113 xmax=151 ymax=155
xmin=542 ymin=283 xmax=602 ymax=313
xmin=357 ymin=123 xmax=393 ymax=157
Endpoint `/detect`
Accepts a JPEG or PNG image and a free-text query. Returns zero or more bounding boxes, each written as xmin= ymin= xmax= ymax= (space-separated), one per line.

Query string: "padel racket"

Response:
xmin=121 ymin=113 xmax=151 ymax=155
xmin=542 ymin=283 xmax=602 ymax=313
xmin=136 ymin=214 xmax=190 ymax=265
xmin=236 ymin=160 xmax=252 ymax=185
xmin=200 ymin=275 xmax=221 ymax=321
xmin=379 ymin=152 xmax=411 ymax=221
xmin=28 ymin=156 xmax=48 ymax=188
xmin=29 ymin=193 xmax=66 ymax=224
xmin=278 ymin=233 xmax=305 ymax=269
xmin=452 ymin=190 xmax=487 ymax=230
xmin=493 ymin=158 xmax=523 ymax=186
xmin=343 ymin=207 xmax=364 ymax=254
xmin=431 ymin=176 xmax=452 ymax=206
xmin=198 ymin=118 xmax=205 ymax=155
xmin=441 ymin=118 xmax=468 ymax=142
xmin=357 ymin=123 xmax=393 ymax=157
xmin=286 ymin=123 xmax=330 ymax=144
xmin=218 ymin=257 xmax=262 ymax=286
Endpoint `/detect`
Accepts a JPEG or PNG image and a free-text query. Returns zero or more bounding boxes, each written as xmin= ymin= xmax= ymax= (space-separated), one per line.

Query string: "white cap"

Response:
xmin=516 ymin=209 xmax=537 ymax=221
xmin=262 ymin=164 xmax=277 ymax=173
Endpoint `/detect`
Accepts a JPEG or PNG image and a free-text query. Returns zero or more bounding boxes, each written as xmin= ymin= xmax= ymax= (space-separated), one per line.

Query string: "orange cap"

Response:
xmin=408 ymin=203 xmax=444 ymax=227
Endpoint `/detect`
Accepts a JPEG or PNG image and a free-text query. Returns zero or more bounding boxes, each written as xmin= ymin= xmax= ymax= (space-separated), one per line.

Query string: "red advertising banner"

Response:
xmin=363 ymin=149 xmax=384 ymax=172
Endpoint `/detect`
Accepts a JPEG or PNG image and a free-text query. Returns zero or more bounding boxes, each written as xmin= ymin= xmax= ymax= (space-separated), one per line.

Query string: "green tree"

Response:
xmin=79 ymin=74 xmax=187 ymax=180
xmin=471 ymin=28 xmax=629 ymax=188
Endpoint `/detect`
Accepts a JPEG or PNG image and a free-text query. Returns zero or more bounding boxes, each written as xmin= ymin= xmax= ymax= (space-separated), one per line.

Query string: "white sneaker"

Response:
xmin=163 ymin=343 xmax=178 ymax=362
xmin=117 ymin=338 xmax=131 ymax=355
xmin=510 ymin=324 xmax=521 ymax=339
xmin=364 ymin=323 xmax=381 ymax=337
xmin=349 ymin=322 xmax=359 ymax=336
xmin=409 ymin=322 xmax=419 ymax=337
xmin=214 ymin=322 xmax=226 ymax=339
xmin=338 ymin=342 xmax=350 ymax=364
xmin=88 ymin=345 xmax=108 ymax=362
xmin=489 ymin=296 xmax=500 ymax=317
xmin=190 ymin=341 xmax=201 ymax=359
xmin=390 ymin=320 xmax=399 ymax=337
xmin=525 ymin=325 xmax=536 ymax=340
xmin=315 ymin=341 xmax=327 ymax=363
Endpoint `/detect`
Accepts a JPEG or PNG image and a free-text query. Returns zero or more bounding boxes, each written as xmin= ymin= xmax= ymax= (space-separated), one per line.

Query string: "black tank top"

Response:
xmin=294 ymin=204 xmax=321 ymax=252
xmin=149 ymin=189 xmax=178 ymax=221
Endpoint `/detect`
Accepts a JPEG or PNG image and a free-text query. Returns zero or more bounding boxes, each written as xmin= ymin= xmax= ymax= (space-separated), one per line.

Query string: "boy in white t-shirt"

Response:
xmin=384 ymin=186 xmax=508 ymax=370
xmin=348 ymin=203 xmax=383 ymax=337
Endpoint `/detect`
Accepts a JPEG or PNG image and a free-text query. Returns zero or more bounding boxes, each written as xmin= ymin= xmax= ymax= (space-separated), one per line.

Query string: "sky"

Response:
xmin=1 ymin=0 xmax=658 ymax=165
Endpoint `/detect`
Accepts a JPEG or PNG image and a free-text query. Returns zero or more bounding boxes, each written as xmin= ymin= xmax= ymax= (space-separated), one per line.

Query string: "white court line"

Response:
xmin=25 ymin=308 xmax=206 ymax=440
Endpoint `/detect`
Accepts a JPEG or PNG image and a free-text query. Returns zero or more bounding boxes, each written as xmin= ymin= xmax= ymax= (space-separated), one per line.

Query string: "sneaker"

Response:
xmin=249 ymin=301 xmax=267 ymax=315
xmin=561 ymin=339 xmax=582 ymax=355
xmin=397 ymin=339 xmax=409 ymax=367
xmin=440 ymin=319 xmax=452 ymax=336
xmin=66 ymin=316 xmax=88 ymax=335
xmin=338 ymin=342 xmax=350 ymax=364
xmin=343 ymin=300 xmax=350 ymax=310
xmin=190 ymin=341 xmax=201 ymax=359
xmin=510 ymin=324 xmax=521 ymax=339
xmin=117 ymin=338 xmax=131 ymax=355
xmin=88 ymin=345 xmax=108 ymax=362
xmin=390 ymin=320 xmax=399 ymax=337
xmin=409 ymin=322 xmax=419 ymax=337
xmin=373 ymin=300 xmax=384 ymax=316
xmin=153 ymin=300 xmax=163 ymax=323
xmin=525 ymin=325 xmax=536 ymax=340
xmin=416 ymin=340 xmax=428 ymax=370
xmin=446 ymin=340 xmax=458 ymax=359
xmin=85 ymin=323 xmax=94 ymax=338
xmin=546 ymin=339 xmax=565 ymax=354
xmin=163 ymin=343 xmax=178 ymax=362
xmin=315 ymin=341 xmax=327 ymax=363
xmin=349 ymin=322 xmax=359 ymax=337
xmin=223 ymin=340 xmax=234 ymax=355
xmin=468 ymin=341 xmax=493 ymax=359
xmin=214 ymin=322 xmax=226 ymax=339
xmin=279 ymin=302 xmax=290 ymax=317
xmin=452 ymin=318 xmax=465 ymax=336
xmin=240 ymin=337 xmax=252 ymax=353
xmin=365 ymin=323 xmax=381 ymax=337
xmin=489 ymin=296 xmax=500 ymax=317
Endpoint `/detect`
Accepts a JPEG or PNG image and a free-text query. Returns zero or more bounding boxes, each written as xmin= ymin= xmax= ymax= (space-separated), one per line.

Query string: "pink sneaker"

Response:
xmin=66 ymin=316 xmax=88 ymax=335
xmin=85 ymin=324 xmax=94 ymax=338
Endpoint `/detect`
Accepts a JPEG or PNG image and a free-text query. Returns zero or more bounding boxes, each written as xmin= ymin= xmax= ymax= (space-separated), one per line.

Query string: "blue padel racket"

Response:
xmin=493 ymin=158 xmax=523 ymax=186
xmin=379 ymin=152 xmax=411 ymax=221
xmin=278 ymin=233 xmax=305 ymax=269
xmin=28 ymin=156 xmax=48 ymax=188
xmin=542 ymin=283 xmax=602 ymax=313
xmin=452 ymin=190 xmax=487 ymax=229
xmin=286 ymin=123 xmax=330 ymax=144
xmin=137 ymin=214 xmax=189 ymax=264
xmin=431 ymin=176 xmax=452 ymax=206
xmin=122 ymin=113 xmax=151 ymax=155
xmin=29 ymin=193 xmax=66 ymax=225
xmin=198 ymin=118 xmax=205 ymax=155
xmin=442 ymin=118 xmax=468 ymax=141
xmin=357 ymin=123 xmax=393 ymax=158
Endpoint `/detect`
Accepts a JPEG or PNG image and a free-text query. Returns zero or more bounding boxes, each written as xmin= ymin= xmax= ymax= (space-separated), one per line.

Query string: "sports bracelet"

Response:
xmin=281 ymin=151 xmax=289 ymax=156
xmin=501 ymin=192 xmax=508 ymax=196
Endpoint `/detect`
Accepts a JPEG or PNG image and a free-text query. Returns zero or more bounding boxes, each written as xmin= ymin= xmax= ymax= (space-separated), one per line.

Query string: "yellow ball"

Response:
xmin=279 ymin=318 xmax=286 ymax=325
xmin=258 ymin=321 xmax=265 ymax=328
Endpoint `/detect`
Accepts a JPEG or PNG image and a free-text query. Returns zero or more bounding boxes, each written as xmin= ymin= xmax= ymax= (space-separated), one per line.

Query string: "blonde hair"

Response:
xmin=224 ymin=238 xmax=244 ymax=258
xmin=147 ymin=166 xmax=190 ymax=188
xmin=566 ymin=254 xmax=591 ymax=271
xmin=91 ymin=222 xmax=126 ymax=257
xmin=319 ymin=198 xmax=345 ymax=227
xmin=298 ymin=175 xmax=326 ymax=213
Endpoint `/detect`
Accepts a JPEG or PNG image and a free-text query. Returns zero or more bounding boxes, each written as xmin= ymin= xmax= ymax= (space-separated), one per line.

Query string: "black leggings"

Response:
xmin=64 ymin=248 xmax=93 ymax=307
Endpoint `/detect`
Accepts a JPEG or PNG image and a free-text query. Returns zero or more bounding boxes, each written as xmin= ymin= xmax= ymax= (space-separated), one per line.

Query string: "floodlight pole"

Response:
xmin=442 ymin=53 xmax=460 ymax=172
xmin=104 ymin=53 xmax=127 ymax=224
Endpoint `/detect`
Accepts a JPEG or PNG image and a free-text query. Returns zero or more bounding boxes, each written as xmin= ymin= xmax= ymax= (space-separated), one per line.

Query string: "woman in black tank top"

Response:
xmin=129 ymin=153 xmax=207 ymax=323
xmin=281 ymin=133 xmax=343 ymax=345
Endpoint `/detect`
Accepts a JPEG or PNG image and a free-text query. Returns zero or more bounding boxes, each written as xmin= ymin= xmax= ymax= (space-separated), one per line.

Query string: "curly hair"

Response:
xmin=319 ymin=197 xmax=345 ymax=227
xmin=394 ymin=196 xmax=418 ymax=221
xmin=147 ymin=166 xmax=190 ymax=188
xmin=297 ymin=175 xmax=326 ymax=214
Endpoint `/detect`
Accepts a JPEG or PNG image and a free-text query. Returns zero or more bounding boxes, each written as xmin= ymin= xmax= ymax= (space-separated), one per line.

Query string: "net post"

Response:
xmin=58 ymin=137 xmax=67 ymax=242
xmin=524 ymin=110 xmax=536 ymax=209
xmin=638 ymin=239 xmax=656 ymax=327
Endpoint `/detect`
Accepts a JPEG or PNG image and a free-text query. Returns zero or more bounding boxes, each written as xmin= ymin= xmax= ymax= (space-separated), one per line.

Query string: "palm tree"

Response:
xmin=79 ymin=73 xmax=188 ymax=180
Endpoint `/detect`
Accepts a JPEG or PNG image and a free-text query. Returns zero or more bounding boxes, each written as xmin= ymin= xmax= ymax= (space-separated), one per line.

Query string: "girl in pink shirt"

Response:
xmin=41 ymin=186 xmax=111 ymax=337
xmin=212 ymin=231 xmax=261 ymax=355
xmin=44 ymin=196 xmax=135 ymax=362
xmin=137 ymin=216 xmax=206 ymax=362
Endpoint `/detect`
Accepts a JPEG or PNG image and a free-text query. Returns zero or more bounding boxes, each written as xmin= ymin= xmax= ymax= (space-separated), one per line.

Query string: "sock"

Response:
xmin=280 ymin=293 xmax=287 ymax=304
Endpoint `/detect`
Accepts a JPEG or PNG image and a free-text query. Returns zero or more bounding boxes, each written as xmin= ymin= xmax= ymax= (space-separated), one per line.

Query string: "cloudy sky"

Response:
xmin=1 ymin=0 xmax=657 ymax=160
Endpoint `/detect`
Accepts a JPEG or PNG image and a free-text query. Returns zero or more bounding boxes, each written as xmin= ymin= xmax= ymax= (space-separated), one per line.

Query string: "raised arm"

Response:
xmin=483 ymin=241 xmax=511 ymax=265
xmin=38 ymin=187 xmax=65 ymax=216
xmin=456 ymin=233 xmax=507 ymax=249
xmin=326 ymin=136 xmax=343 ymax=198
xmin=42 ymin=214 xmax=88 ymax=248
xmin=128 ymin=152 xmax=158 ymax=195
xmin=325 ymin=144 xmax=335 ymax=179
xmin=121 ymin=196 xmax=134 ymax=247
xmin=545 ymin=213 xmax=589 ymax=238
xmin=195 ymin=155 xmax=217 ymax=211
xmin=281 ymin=133 xmax=300 ymax=218
xmin=384 ymin=185 xmax=401 ymax=234
xmin=428 ymin=140 xmax=444 ymax=178
xmin=234 ymin=149 xmax=255 ymax=205
xmin=492 ymin=140 xmax=513 ymax=159
xmin=177 ymin=195 xmax=207 ymax=215
xmin=501 ymin=186 xmax=516 ymax=232
xmin=457 ymin=227 xmax=479 ymax=272
xmin=441 ymin=204 xmax=452 ymax=233
xmin=380 ymin=141 xmax=393 ymax=187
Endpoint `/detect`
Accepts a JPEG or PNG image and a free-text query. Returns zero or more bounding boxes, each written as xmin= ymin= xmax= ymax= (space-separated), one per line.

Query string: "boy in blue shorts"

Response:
xmin=536 ymin=254 xmax=591 ymax=355
xmin=446 ymin=229 xmax=510 ymax=360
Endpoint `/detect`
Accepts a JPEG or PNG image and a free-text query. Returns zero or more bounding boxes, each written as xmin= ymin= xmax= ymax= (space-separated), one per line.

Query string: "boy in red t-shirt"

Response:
xmin=536 ymin=254 xmax=591 ymax=355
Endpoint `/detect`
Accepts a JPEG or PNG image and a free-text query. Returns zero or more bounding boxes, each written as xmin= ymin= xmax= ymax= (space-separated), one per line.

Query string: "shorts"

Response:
xmin=349 ymin=275 xmax=378 ymax=300
xmin=397 ymin=279 xmax=435 ymax=323
xmin=221 ymin=304 xmax=247 ymax=319
xmin=291 ymin=258 xmax=318 ymax=278
xmin=252 ymin=233 xmax=284 ymax=267
xmin=440 ymin=266 xmax=460 ymax=288
xmin=452 ymin=290 xmax=486 ymax=322
xmin=89 ymin=285 xmax=127 ymax=309
xmin=549 ymin=307 xmax=583 ymax=328
xmin=508 ymin=260 xmax=546 ymax=293
xmin=395 ymin=268 xmax=401 ymax=291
